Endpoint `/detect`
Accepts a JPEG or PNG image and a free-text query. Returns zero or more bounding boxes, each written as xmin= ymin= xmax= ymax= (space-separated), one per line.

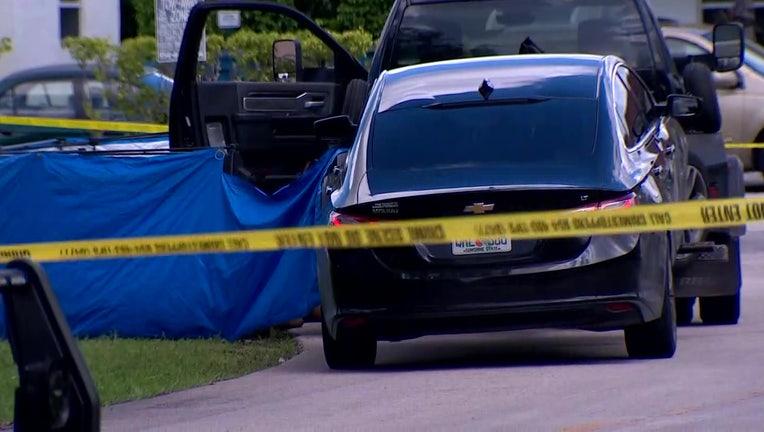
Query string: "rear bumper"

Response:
xmin=675 ymin=234 xmax=742 ymax=298
xmin=318 ymin=233 xmax=668 ymax=342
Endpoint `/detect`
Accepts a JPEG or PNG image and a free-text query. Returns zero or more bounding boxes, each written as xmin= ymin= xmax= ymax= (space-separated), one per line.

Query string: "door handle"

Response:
xmin=304 ymin=101 xmax=325 ymax=109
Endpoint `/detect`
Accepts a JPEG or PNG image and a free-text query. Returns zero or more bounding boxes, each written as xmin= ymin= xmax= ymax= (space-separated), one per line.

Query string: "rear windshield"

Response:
xmin=389 ymin=0 xmax=650 ymax=70
xmin=369 ymin=98 xmax=599 ymax=171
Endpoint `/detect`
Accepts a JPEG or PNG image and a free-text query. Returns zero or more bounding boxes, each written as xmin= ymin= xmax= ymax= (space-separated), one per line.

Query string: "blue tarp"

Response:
xmin=0 ymin=147 xmax=341 ymax=340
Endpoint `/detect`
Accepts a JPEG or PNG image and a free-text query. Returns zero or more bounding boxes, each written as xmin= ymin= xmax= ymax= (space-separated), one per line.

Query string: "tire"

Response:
xmin=699 ymin=293 xmax=741 ymax=325
xmin=624 ymin=244 xmax=677 ymax=359
xmin=341 ymin=79 xmax=369 ymax=125
xmin=682 ymin=62 xmax=722 ymax=134
xmin=322 ymin=318 xmax=377 ymax=370
xmin=675 ymin=297 xmax=695 ymax=326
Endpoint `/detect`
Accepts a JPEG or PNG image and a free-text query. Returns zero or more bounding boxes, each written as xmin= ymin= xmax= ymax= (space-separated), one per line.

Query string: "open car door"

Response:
xmin=169 ymin=1 xmax=369 ymax=193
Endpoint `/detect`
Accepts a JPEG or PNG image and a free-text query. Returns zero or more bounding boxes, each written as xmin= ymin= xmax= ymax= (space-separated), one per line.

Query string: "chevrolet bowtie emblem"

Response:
xmin=463 ymin=202 xmax=495 ymax=214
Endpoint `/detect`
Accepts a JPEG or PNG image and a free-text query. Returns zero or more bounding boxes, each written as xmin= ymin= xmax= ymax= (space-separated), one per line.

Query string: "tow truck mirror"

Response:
xmin=314 ymin=115 xmax=357 ymax=146
xmin=666 ymin=94 xmax=700 ymax=118
xmin=712 ymin=23 xmax=745 ymax=73
xmin=272 ymin=39 xmax=303 ymax=83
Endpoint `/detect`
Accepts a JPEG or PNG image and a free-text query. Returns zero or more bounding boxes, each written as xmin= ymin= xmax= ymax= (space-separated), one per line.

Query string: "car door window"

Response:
xmin=665 ymin=37 xmax=709 ymax=57
xmin=84 ymin=80 xmax=111 ymax=109
xmin=615 ymin=65 xmax=654 ymax=149
xmin=197 ymin=12 xmax=337 ymax=84
xmin=0 ymin=90 xmax=12 ymax=114
xmin=13 ymin=79 xmax=77 ymax=118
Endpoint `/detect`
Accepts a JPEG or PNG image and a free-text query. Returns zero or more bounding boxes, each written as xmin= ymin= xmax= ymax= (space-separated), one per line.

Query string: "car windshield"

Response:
xmin=389 ymin=0 xmax=650 ymax=70
xmin=369 ymin=96 xmax=598 ymax=171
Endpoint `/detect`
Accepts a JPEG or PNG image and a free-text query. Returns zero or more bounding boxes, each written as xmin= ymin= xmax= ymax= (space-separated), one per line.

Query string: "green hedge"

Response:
xmin=0 ymin=38 xmax=11 ymax=59
xmin=125 ymin=0 xmax=393 ymax=38
xmin=206 ymin=29 xmax=374 ymax=81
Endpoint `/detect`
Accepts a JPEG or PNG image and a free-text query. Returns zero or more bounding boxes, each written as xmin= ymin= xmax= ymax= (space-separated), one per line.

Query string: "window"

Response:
xmin=196 ymin=10 xmax=337 ymax=83
xmin=0 ymin=91 xmax=12 ymax=113
xmin=665 ymin=38 xmax=709 ymax=58
xmin=369 ymin=95 xmax=599 ymax=171
xmin=60 ymin=1 xmax=80 ymax=40
xmin=12 ymin=80 xmax=77 ymax=117
xmin=387 ymin=0 xmax=650 ymax=70
xmin=615 ymin=66 xmax=653 ymax=148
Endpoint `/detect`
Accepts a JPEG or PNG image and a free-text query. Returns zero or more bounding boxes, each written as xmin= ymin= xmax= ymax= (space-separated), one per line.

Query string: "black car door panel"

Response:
xmin=170 ymin=2 xmax=368 ymax=193
xmin=195 ymin=81 xmax=339 ymax=148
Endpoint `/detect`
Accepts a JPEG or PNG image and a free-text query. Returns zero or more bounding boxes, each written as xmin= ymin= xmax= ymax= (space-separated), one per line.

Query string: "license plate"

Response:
xmin=451 ymin=238 xmax=512 ymax=256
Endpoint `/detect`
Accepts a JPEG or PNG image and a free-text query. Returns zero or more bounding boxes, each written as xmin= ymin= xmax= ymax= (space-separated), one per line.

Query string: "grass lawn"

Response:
xmin=0 ymin=330 xmax=299 ymax=425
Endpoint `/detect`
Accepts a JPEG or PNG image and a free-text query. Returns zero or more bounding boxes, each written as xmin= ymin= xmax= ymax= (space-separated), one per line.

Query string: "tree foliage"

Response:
xmin=124 ymin=0 xmax=394 ymax=37
xmin=0 ymin=38 xmax=11 ymax=59
xmin=63 ymin=36 xmax=169 ymax=124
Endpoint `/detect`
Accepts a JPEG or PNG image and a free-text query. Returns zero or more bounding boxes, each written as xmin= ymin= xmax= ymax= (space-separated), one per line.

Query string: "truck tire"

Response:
xmin=699 ymin=293 xmax=740 ymax=325
xmin=682 ymin=62 xmax=722 ymax=134
xmin=342 ymin=79 xmax=369 ymax=125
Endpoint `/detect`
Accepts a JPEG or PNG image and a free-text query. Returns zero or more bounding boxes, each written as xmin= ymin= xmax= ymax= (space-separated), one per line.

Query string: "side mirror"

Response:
xmin=713 ymin=23 xmax=745 ymax=72
xmin=1 ymin=259 xmax=100 ymax=431
xmin=713 ymin=71 xmax=744 ymax=90
xmin=667 ymin=94 xmax=701 ymax=118
xmin=314 ymin=115 xmax=357 ymax=147
xmin=272 ymin=39 xmax=303 ymax=83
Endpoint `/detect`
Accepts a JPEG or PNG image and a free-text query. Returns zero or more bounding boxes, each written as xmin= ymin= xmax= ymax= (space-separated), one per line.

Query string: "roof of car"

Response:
xmin=379 ymin=54 xmax=610 ymax=111
xmin=0 ymin=63 xmax=167 ymax=87
xmin=660 ymin=25 xmax=712 ymax=36
xmin=0 ymin=64 xmax=103 ymax=82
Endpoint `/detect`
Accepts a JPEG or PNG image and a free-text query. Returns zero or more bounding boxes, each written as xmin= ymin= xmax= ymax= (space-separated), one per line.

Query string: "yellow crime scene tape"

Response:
xmin=0 ymin=197 xmax=762 ymax=264
xmin=0 ymin=115 xmax=168 ymax=134
xmin=725 ymin=143 xmax=764 ymax=149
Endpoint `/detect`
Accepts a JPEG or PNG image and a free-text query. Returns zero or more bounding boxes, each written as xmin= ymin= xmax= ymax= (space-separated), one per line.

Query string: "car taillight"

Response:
xmin=708 ymin=183 xmax=719 ymax=198
xmin=329 ymin=211 xmax=380 ymax=226
xmin=572 ymin=193 xmax=637 ymax=212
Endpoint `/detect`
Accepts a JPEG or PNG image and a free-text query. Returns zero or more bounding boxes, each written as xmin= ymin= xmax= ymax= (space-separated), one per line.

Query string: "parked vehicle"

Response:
xmin=0 ymin=63 xmax=173 ymax=147
xmin=315 ymin=54 xmax=698 ymax=367
xmin=168 ymin=0 xmax=748 ymax=366
xmin=661 ymin=25 xmax=764 ymax=173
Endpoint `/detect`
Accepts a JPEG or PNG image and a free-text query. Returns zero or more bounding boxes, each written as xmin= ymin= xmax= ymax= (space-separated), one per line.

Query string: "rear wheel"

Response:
xmin=322 ymin=318 xmax=377 ymax=370
xmin=699 ymin=293 xmax=741 ymax=325
xmin=624 ymin=244 xmax=677 ymax=359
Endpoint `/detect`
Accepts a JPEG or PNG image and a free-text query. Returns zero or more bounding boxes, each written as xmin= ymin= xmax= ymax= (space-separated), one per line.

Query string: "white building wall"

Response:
xmin=0 ymin=0 xmax=120 ymax=77
xmin=647 ymin=0 xmax=703 ymax=25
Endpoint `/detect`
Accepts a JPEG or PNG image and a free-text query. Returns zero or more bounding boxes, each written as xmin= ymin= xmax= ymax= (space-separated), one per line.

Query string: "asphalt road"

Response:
xmin=102 ymin=194 xmax=764 ymax=432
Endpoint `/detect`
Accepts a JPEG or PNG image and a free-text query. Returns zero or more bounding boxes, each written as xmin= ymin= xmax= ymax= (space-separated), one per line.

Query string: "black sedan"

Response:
xmin=314 ymin=53 xmax=699 ymax=369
